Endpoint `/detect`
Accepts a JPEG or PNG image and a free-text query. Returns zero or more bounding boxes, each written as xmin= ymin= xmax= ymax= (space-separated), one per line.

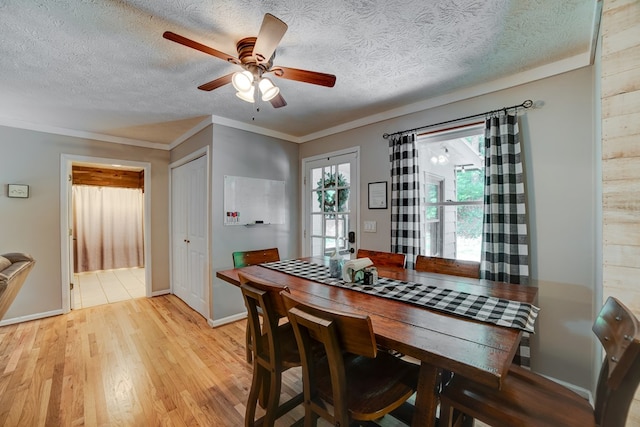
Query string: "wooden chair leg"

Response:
xmin=263 ymin=370 xmax=283 ymax=427
xmin=460 ymin=413 xmax=474 ymax=427
xmin=246 ymin=323 xmax=253 ymax=363
xmin=245 ymin=364 xmax=265 ymax=427
xmin=439 ymin=402 xmax=473 ymax=427
xmin=259 ymin=370 xmax=271 ymax=409
xmin=303 ymin=406 xmax=319 ymax=427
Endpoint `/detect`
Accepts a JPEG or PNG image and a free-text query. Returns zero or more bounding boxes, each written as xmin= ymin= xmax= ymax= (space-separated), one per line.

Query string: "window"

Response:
xmin=417 ymin=125 xmax=484 ymax=262
xmin=423 ymin=173 xmax=444 ymax=257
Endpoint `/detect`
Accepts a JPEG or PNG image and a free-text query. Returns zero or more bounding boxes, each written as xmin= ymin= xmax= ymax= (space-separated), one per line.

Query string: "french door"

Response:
xmin=303 ymin=150 xmax=359 ymax=259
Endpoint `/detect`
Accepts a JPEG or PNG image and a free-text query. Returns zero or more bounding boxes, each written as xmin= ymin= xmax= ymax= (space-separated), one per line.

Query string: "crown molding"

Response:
xmin=0 ymin=52 xmax=593 ymax=149
xmin=0 ymin=116 xmax=170 ymax=150
xmin=167 ymin=116 xmax=214 ymax=150
xmin=207 ymin=114 xmax=299 ymax=143
xmin=298 ymin=53 xmax=591 ymax=143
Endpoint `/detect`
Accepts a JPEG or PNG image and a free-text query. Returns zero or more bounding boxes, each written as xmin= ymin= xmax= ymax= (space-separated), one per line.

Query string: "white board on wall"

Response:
xmin=223 ymin=175 xmax=285 ymax=225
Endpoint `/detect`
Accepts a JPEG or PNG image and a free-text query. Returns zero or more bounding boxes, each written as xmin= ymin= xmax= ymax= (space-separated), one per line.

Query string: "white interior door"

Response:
xmin=304 ymin=151 xmax=359 ymax=259
xmin=171 ymin=155 xmax=208 ymax=318
xmin=67 ymin=173 xmax=76 ymax=309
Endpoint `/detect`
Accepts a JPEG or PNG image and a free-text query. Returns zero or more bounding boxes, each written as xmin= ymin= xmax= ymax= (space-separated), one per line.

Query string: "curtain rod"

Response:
xmin=382 ymin=99 xmax=533 ymax=139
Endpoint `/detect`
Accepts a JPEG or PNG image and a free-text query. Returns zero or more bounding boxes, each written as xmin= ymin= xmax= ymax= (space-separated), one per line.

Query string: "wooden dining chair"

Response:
xmin=233 ymin=247 xmax=281 ymax=363
xmin=282 ymin=292 xmax=419 ymax=426
xmin=414 ymin=256 xmax=480 ymax=391
xmin=238 ymin=272 xmax=303 ymax=427
xmin=439 ymin=296 xmax=640 ymax=427
xmin=356 ymin=249 xmax=406 ymax=268
xmin=414 ymin=255 xmax=480 ymax=279
xmin=233 ymin=247 xmax=280 ymax=269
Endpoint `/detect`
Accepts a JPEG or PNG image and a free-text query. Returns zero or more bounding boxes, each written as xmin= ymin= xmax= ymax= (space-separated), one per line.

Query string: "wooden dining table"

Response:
xmin=216 ymin=256 xmax=538 ymax=427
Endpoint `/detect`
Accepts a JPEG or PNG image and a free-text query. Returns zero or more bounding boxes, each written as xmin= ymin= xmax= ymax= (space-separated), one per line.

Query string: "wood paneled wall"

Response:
xmin=601 ymin=0 xmax=640 ymax=423
xmin=72 ymin=166 xmax=144 ymax=190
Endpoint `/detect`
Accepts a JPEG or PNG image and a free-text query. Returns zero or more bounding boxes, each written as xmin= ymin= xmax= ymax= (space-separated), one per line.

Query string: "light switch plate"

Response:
xmin=363 ymin=221 xmax=377 ymax=232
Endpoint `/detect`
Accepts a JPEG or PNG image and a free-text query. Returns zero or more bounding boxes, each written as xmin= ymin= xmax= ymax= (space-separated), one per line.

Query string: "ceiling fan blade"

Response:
xmin=198 ymin=73 xmax=233 ymax=91
xmin=163 ymin=31 xmax=240 ymax=64
xmin=252 ymin=14 xmax=288 ymax=64
xmin=271 ymin=66 xmax=336 ymax=87
xmin=270 ymin=93 xmax=287 ymax=108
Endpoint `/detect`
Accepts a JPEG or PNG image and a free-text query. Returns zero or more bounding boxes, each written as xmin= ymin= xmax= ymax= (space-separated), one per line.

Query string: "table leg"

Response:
xmin=412 ymin=362 xmax=439 ymax=427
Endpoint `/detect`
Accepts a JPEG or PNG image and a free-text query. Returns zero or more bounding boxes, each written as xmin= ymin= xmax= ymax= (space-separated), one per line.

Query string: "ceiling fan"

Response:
xmin=163 ymin=13 xmax=336 ymax=108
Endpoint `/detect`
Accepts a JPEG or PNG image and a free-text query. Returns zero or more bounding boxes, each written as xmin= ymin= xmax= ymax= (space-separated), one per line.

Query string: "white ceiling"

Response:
xmin=0 ymin=1 xmax=599 ymax=146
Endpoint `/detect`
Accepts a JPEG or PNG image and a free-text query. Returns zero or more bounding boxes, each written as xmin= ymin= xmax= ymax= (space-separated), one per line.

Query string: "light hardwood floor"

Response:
xmin=0 ymin=295 xmax=416 ymax=426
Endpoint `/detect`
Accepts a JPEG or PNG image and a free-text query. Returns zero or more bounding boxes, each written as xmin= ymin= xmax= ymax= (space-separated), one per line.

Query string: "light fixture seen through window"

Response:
xmin=232 ymin=70 xmax=280 ymax=103
xmin=430 ymin=147 xmax=450 ymax=165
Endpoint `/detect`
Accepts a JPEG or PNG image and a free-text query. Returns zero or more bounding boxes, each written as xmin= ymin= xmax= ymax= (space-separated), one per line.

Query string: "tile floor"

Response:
xmin=72 ymin=267 xmax=146 ymax=309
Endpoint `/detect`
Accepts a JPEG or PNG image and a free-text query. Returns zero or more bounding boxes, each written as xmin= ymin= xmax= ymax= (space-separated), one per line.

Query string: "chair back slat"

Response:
xmin=287 ymin=305 xmax=352 ymax=423
xmin=239 ymin=272 xmax=290 ymax=360
xmin=415 ymin=255 xmax=480 ymax=279
xmin=239 ymin=272 xmax=290 ymax=319
xmin=233 ymin=247 xmax=280 ymax=268
xmin=237 ymin=272 xmax=305 ymax=425
xmin=592 ymin=297 xmax=640 ymax=427
xmin=282 ymin=291 xmax=418 ymax=426
xmin=282 ymin=292 xmax=377 ymax=358
xmin=356 ymin=249 xmax=406 ymax=269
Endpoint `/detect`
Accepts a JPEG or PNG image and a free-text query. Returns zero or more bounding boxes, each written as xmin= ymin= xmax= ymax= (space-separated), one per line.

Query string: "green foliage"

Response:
xmin=456 ymin=169 xmax=483 ymax=202
xmin=316 ymin=172 xmax=350 ymax=214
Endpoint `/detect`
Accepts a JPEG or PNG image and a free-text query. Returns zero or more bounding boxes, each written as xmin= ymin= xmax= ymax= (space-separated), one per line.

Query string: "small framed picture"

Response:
xmin=8 ymin=184 xmax=29 ymax=198
xmin=368 ymin=181 xmax=387 ymax=209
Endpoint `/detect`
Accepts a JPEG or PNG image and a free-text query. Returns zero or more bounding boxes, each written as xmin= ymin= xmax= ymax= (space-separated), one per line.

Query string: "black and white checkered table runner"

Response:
xmin=262 ymin=259 xmax=539 ymax=333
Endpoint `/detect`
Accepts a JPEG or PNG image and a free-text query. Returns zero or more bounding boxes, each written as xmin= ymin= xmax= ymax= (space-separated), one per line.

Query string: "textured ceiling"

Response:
xmin=0 ymin=0 xmax=598 ymax=145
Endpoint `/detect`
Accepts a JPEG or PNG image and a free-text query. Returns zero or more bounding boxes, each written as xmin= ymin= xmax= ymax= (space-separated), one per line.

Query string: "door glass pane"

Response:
xmin=336 ymin=163 xmax=350 ymax=213
xmin=323 ymin=166 xmax=336 ymax=188
xmin=324 ymin=189 xmax=336 ymax=213
xmin=311 ymin=237 xmax=324 ymax=257
xmin=311 ymin=188 xmax=322 ymax=213
xmin=325 ymin=216 xmax=337 ymax=239
xmin=311 ymin=168 xmax=323 ymax=190
xmin=338 ymin=163 xmax=351 ymax=184
xmin=311 ymin=214 xmax=323 ymax=235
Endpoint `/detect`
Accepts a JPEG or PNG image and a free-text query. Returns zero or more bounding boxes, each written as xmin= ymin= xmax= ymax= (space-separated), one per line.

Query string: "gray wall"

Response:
xmin=0 ymin=66 xmax=597 ymax=392
xmin=171 ymin=124 xmax=300 ymax=322
xmin=0 ymin=126 xmax=171 ymax=320
xmin=299 ymin=66 xmax=597 ymax=390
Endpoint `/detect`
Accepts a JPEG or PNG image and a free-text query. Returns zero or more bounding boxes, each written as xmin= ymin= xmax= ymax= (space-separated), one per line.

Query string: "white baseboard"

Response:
xmin=151 ymin=289 xmax=172 ymax=297
xmin=541 ymin=373 xmax=593 ymax=404
xmin=0 ymin=309 xmax=65 ymax=327
xmin=208 ymin=312 xmax=247 ymax=328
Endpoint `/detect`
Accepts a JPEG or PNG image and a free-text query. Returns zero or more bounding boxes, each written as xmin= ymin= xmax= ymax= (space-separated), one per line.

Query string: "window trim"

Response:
xmin=418 ymin=123 xmax=485 ymax=261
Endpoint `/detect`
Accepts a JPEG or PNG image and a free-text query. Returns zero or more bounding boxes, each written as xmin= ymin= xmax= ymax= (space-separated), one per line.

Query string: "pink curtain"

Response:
xmin=73 ymin=185 xmax=144 ymax=272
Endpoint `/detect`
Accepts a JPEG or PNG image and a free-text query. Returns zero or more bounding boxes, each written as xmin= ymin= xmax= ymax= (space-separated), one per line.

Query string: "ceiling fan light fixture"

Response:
xmin=236 ymin=85 xmax=255 ymax=103
xmin=232 ymin=70 xmax=254 ymax=92
xmin=258 ymin=77 xmax=279 ymax=101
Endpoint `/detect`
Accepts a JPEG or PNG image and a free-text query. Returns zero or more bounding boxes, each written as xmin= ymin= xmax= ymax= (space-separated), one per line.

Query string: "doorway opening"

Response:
xmin=60 ymin=155 xmax=152 ymax=313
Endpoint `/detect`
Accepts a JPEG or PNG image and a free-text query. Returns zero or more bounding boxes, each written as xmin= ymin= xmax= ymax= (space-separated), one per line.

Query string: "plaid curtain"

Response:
xmin=389 ymin=133 xmax=421 ymax=269
xmin=481 ymin=112 xmax=532 ymax=367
